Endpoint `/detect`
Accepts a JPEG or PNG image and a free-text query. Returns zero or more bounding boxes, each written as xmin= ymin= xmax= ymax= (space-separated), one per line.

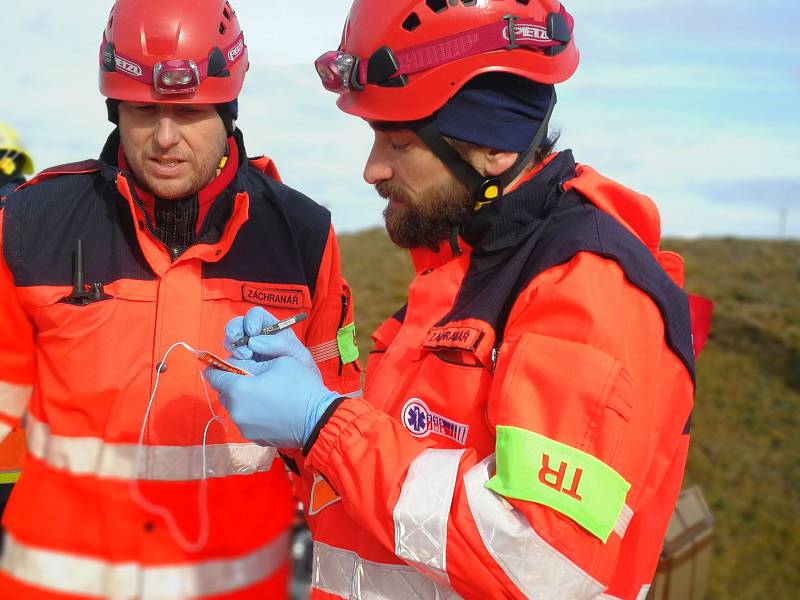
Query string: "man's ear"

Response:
xmin=483 ymin=148 xmax=519 ymax=177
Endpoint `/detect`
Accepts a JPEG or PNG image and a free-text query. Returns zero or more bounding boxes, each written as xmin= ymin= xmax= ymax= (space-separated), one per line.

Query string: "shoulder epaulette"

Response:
xmin=17 ymin=160 xmax=102 ymax=191
xmin=248 ymin=156 xmax=282 ymax=183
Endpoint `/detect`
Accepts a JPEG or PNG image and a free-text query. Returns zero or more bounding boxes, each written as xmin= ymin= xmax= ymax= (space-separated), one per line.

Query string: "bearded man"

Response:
xmin=208 ymin=2 xmax=696 ymax=598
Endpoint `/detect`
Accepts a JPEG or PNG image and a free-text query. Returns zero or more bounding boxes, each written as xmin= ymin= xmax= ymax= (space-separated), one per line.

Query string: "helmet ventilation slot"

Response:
xmin=402 ymin=13 xmax=422 ymax=31
xmin=426 ymin=0 xmax=448 ymax=13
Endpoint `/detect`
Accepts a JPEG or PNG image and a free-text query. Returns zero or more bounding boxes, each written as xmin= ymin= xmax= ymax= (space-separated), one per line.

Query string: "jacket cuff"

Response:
xmin=304 ymin=397 xmax=378 ymax=469
xmin=302 ymin=397 xmax=346 ymax=456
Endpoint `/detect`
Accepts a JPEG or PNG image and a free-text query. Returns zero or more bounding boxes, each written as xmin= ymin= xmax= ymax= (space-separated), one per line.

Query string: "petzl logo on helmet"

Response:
xmin=115 ymin=56 xmax=143 ymax=77
xmin=503 ymin=23 xmax=550 ymax=43
xmin=228 ymin=38 xmax=245 ymax=62
xmin=401 ymin=398 xmax=469 ymax=445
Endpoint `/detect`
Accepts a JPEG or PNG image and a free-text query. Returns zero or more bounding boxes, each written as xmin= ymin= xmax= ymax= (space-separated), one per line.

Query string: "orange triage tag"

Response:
xmin=195 ymin=352 xmax=252 ymax=376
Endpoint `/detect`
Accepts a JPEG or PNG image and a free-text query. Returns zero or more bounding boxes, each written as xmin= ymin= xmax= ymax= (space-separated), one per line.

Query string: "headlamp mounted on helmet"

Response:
xmin=315 ymin=7 xmax=573 ymax=94
xmin=154 ymin=60 xmax=202 ymax=95
xmin=101 ymin=30 xmax=246 ymax=97
xmin=315 ymin=52 xmax=362 ymax=94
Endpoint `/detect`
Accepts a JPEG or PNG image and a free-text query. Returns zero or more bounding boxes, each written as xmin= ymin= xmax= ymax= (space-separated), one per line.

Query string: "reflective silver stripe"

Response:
xmin=464 ymin=455 xmax=605 ymax=599
xmin=309 ymin=339 xmax=340 ymax=362
xmin=26 ymin=414 xmax=276 ymax=481
xmin=394 ymin=448 xmax=465 ymax=583
xmin=1 ymin=530 xmax=289 ymax=599
xmin=312 ymin=541 xmax=462 ymax=599
xmin=0 ymin=381 xmax=31 ymax=418
xmin=599 ymin=589 xmax=649 ymax=600
xmin=342 ymin=389 xmax=364 ymax=399
xmin=614 ymin=503 xmax=634 ymax=538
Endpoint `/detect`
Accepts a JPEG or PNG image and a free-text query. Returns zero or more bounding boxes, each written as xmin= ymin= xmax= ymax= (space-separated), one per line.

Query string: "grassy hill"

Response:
xmin=339 ymin=230 xmax=800 ymax=600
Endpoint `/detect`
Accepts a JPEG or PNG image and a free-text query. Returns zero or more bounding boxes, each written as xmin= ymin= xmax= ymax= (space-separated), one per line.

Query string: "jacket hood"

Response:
xmin=563 ymin=164 xmax=662 ymax=254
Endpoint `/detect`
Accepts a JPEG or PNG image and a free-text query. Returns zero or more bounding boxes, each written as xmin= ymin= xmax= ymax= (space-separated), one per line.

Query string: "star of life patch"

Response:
xmin=401 ymin=398 xmax=469 ymax=445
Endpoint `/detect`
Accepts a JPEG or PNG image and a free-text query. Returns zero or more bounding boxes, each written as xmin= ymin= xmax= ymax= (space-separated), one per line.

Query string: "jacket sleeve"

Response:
xmin=303 ymin=224 xmax=362 ymax=397
xmin=0 ymin=210 xmax=35 ymax=442
xmin=305 ymin=252 xmax=694 ymax=599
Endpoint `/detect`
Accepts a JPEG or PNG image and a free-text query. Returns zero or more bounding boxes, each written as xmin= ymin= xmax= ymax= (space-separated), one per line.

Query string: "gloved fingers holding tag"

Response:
xmin=205 ymin=352 xmax=339 ymax=449
xmin=225 ymin=316 xmax=251 ymax=359
xmin=225 ymin=306 xmax=316 ymax=371
xmin=243 ymin=306 xmax=280 ymax=337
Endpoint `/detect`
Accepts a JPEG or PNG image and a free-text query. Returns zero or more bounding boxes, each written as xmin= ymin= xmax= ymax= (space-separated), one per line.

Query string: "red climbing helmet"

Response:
xmin=316 ymin=0 xmax=579 ymax=122
xmin=99 ymin=0 xmax=249 ymax=104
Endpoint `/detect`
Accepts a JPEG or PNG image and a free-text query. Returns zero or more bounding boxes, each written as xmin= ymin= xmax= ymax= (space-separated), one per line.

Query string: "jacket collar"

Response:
xmin=408 ymin=237 xmax=472 ymax=275
xmin=404 ymin=152 xmax=577 ymax=274
xmin=460 ymin=150 xmax=578 ymax=253
xmin=98 ymin=128 xmax=254 ymax=275
xmin=98 ymin=127 xmax=255 ymax=240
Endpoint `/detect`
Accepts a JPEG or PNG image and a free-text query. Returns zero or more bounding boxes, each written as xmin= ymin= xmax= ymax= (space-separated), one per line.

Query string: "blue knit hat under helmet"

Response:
xmin=430 ymin=72 xmax=554 ymax=153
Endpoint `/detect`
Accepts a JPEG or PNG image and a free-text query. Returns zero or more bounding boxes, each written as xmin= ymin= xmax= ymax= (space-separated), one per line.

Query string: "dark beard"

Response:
xmin=377 ymin=179 xmax=473 ymax=250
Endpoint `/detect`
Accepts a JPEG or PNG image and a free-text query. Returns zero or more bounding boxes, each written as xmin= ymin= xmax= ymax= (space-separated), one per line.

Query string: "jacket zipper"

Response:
xmin=125 ymin=174 xmax=212 ymax=262
xmin=337 ymin=293 xmax=348 ymax=375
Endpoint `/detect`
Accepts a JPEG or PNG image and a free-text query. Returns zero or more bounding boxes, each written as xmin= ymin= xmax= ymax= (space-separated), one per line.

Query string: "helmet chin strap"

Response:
xmin=106 ymin=98 xmax=121 ymax=125
xmin=412 ymin=88 xmax=557 ymax=210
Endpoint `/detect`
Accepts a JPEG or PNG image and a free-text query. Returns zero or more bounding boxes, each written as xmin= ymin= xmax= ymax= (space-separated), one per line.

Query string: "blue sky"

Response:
xmin=5 ymin=1 xmax=799 ymax=237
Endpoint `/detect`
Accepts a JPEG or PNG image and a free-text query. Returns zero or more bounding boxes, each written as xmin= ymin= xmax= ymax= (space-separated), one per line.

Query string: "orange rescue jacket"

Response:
xmin=0 ymin=179 xmax=26 ymax=490
xmin=295 ymin=151 xmax=694 ymax=600
xmin=0 ymin=130 xmax=361 ymax=599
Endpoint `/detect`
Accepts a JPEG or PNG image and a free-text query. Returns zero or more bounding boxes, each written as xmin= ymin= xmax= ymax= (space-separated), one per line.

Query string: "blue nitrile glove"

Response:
xmin=208 ymin=308 xmax=340 ymax=448
xmin=225 ymin=307 xmax=317 ymax=373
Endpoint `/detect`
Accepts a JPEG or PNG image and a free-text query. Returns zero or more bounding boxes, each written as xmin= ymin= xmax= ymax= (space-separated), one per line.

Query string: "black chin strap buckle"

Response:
xmin=474 ymin=177 xmax=504 ymax=211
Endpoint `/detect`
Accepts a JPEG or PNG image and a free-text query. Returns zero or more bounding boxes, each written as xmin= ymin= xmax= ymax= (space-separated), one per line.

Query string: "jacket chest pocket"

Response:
xmin=488 ymin=332 xmax=634 ymax=472
xmin=23 ymin=281 xmax=157 ymax=343
xmin=19 ymin=282 xmax=159 ymax=406
xmin=391 ymin=349 xmax=496 ymax=452
xmin=200 ymin=280 xmax=312 ymax=346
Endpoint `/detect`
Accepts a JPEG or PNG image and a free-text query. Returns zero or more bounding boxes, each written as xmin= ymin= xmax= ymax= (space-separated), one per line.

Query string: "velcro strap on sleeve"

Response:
xmin=308 ymin=324 xmax=360 ymax=365
xmin=336 ymin=323 xmax=359 ymax=364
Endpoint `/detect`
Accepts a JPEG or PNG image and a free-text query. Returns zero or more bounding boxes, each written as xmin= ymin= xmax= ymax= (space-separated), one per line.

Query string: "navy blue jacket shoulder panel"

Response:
xmin=519 ymin=197 xmax=695 ymax=381
xmin=443 ymin=153 xmax=695 ymax=381
xmin=3 ymin=162 xmax=333 ymax=306
xmin=3 ymin=129 xmax=334 ymax=299
xmin=2 ymin=163 xmax=155 ymax=287
xmin=201 ymin=163 xmax=332 ymax=298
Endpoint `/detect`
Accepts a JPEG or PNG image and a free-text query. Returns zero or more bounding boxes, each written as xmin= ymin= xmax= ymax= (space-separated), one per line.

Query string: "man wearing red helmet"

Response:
xmin=208 ymin=1 xmax=695 ymax=599
xmin=0 ymin=1 xmax=360 ymax=598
